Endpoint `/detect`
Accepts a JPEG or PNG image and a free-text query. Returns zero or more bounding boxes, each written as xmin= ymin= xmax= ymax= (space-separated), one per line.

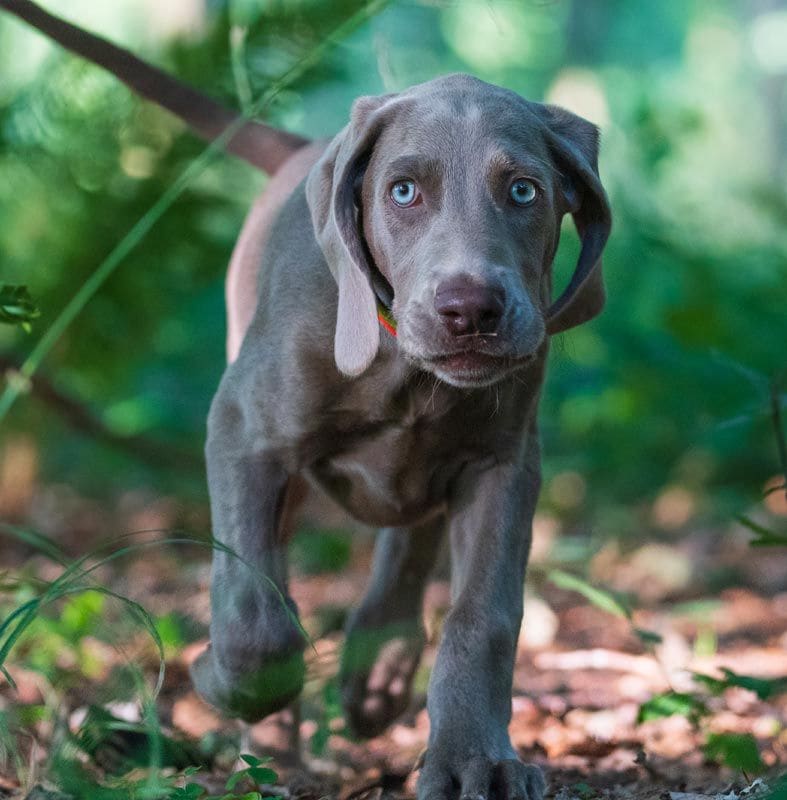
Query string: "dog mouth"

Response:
xmin=423 ymin=348 xmax=535 ymax=387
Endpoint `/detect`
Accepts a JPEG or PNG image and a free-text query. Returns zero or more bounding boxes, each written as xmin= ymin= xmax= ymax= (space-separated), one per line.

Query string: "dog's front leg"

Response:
xmin=191 ymin=383 xmax=306 ymax=722
xmin=418 ymin=439 xmax=545 ymax=800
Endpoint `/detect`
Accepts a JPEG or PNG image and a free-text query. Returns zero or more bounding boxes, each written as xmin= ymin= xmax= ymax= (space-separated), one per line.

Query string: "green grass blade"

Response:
xmin=0 ymin=527 xmax=314 ymax=675
xmin=548 ymin=569 xmax=632 ymax=620
xmin=0 ymin=522 xmax=70 ymax=565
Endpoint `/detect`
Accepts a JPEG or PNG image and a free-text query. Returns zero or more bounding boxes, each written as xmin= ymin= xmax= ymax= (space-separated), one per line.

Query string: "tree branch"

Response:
xmin=0 ymin=355 xmax=203 ymax=472
xmin=0 ymin=0 xmax=309 ymax=175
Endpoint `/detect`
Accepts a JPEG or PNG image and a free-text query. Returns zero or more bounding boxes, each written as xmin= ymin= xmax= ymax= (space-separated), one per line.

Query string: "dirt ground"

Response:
xmin=1 ymin=498 xmax=786 ymax=800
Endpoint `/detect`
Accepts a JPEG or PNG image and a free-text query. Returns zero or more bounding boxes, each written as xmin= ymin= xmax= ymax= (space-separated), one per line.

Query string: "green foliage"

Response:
xmin=739 ymin=515 xmax=787 ymax=548
xmin=1 ymin=0 xmax=786 ymax=792
xmin=310 ymin=678 xmax=344 ymax=756
xmin=0 ymin=526 xmax=312 ymax=687
xmin=547 ymin=569 xmax=631 ymax=619
xmin=693 ymin=669 xmax=787 ymax=702
xmin=703 ymin=733 xmax=764 ymax=775
xmin=544 ymin=569 xmax=663 ymax=645
xmin=632 ymin=628 xmax=663 ymax=646
xmin=636 ymin=670 xmax=787 ymax=774
xmin=225 ymin=754 xmax=278 ymax=794
xmin=0 ymin=548 xmax=166 ymax=694
xmin=551 ymin=561 xmax=784 ymax=776
xmin=47 ymin=752 xmax=278 ymax=800
xmin=0 ymin=0 xmax=783 ymax=516
xmin=72 ymin=706 xmax=205 ymax=775
xmin=291 ymin=526 xmax=352 ymax=575
xmin=154 ymin=754 xmax=279 ymax=800
xmin=637 ymin=691 xmax=708 ymax=726
xmin=0 ymin=525 xmax=311 ymax=795
xmin=0 ymin=284 xmax=40 ymax=332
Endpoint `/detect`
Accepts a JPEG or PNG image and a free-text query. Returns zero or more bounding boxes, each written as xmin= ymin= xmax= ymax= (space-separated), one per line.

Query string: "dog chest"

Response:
xmin=305 ymin=419 xmax=457 ymax=526
xmin=303 ymin=391 xmax=521 ymax=528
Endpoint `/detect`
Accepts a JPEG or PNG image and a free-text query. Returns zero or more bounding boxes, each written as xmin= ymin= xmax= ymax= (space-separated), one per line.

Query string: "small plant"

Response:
xmin=41 ymin=754 xmax=279 ymax=800
xmin=693 ymin=668 xmax=787 ymax=701
xmin=170 ymin=754 xmax=280 ymax=800
xmin=703 ymin=732 xmax=764 ymax=776
xmin=0 ymin=526 xmax=296 ymax=798
xmin=545 ymin=567 xmax=785 ymax=776
xmin=546 ymin=569 xmax=663 ymax=647
xmin=637 ymin=668 xmax=787 ymax=775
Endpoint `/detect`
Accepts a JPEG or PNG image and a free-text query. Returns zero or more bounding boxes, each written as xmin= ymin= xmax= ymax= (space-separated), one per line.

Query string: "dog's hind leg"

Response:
xmin=341 ymin=519 xmax=444 ymax=737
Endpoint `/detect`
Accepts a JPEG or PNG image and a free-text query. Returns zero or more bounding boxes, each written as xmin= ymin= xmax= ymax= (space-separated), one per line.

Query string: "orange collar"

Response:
xmin=376 ymin=300 xmax=397 ymax=337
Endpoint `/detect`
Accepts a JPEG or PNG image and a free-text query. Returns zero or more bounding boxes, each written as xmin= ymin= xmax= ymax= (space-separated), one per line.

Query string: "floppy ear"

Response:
xmin=541 ymin=105 xmax=612 ymax=335
xmin=306 ymin=94 xmax=399 ymax=377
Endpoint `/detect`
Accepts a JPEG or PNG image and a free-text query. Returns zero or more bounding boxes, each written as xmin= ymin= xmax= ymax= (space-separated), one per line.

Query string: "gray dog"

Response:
xmin=1 ymin=5 xmax=611 ymax=798
xmin=192 ymin=75 xmax=611 ymax=800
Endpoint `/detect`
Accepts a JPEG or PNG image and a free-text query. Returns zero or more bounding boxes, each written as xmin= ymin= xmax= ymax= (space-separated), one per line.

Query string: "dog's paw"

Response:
xmin=340 ymin=621 xmax=425 ymax=737
xmin=417 ymin=753 xmax=546 ymax=800
xmin=190 ymin=643 xmax=305 ymax=723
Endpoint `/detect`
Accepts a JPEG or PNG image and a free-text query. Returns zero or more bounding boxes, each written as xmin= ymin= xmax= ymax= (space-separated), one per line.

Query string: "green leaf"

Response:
xmin=704 ymin=732 xmax=764 ymax=774
xmin=226 ymin=763 xmax=277 ymax=793
xmin=738 ymin=516 xmax=787 ymax=547
xmin=694 ymin=669 xmax=787 ymax=701
xmin=0 ymin=664 xmax=17 ymax=689
xmin=692 ymin=672 xmax=727 ymax=695
xmin=750 ymin=532 xmax=787 ymax=547
xmin=246 ymin=767 xmax=277 ymax=784
xmin=637 ymin=691 xmax=708 ymax=724
xmin=170 ymin=784 xmax=205 ymax=799
xmin=225 ymin=770 xmax=247 ymax=792
xmin=0 ymin=284 xmax=40 ymax=329
xmin=634 ymin=628 xmax=663 ymax=645
xmin=548 ymin=570 xmax=632 ymax=619
xmin=239 ymin=753 xmax=265 ymax=767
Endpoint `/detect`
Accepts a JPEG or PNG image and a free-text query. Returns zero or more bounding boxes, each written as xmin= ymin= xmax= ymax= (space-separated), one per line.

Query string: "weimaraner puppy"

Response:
xmin=195 ymin=76 xmax=612 ymax=800
xmin=2 ymin=5 xmax=611 ymax=798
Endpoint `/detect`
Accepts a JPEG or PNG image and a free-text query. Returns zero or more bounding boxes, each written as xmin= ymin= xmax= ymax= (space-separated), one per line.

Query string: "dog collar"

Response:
xmin=376 ymin=299 xmax=397 ymax=337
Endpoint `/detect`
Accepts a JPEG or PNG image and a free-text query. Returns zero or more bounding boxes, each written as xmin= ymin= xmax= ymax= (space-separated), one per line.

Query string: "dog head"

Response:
xmin=306 ymin=74 xmax=611 ymax=387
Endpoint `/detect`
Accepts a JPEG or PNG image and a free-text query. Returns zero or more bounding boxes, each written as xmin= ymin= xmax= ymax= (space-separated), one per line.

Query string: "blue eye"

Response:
xmin=391 ymin=180 xmax=418 ymax=207
xmin=509 ymin=179 xmax=537 ymax=206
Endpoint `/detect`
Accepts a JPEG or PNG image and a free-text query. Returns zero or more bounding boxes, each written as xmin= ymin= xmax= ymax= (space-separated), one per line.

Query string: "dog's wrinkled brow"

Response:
xmin=385 ymin=155 xmax=443 ymax=183
xmin=487 ymin=150 xmax=553 ymax=182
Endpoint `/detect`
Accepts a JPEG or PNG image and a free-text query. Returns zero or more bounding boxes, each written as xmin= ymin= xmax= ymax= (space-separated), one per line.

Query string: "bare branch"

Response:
xmin=0 ymin=0 xmax=309 ymax=174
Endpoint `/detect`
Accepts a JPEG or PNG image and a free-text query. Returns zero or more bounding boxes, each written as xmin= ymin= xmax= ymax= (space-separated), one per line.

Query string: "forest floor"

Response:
xmin=1 ymin=494 xmax=786 ymax=800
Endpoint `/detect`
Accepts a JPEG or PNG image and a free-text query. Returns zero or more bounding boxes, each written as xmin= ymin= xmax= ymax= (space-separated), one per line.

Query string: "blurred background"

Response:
xmin=0 ymin=1 xmax=786 ymax=796
xmin=1 ymin=0 xmax=785 ymax=544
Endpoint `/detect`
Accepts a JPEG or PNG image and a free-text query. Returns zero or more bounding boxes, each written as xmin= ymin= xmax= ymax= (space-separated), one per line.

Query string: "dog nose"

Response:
xmin=434 ymin=278 xmax=505 ymax=336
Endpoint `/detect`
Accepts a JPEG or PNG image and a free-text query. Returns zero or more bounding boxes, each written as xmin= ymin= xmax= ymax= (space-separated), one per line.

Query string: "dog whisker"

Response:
xmin=455 ymin=331 xmax=499 ymax=340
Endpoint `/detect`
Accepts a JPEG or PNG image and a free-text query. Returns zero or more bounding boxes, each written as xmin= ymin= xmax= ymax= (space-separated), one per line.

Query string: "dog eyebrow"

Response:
xmin=487 ymin=150 xmax=552 ymax=179
xmin=385 ymin=155 xmax=442 ymax=182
